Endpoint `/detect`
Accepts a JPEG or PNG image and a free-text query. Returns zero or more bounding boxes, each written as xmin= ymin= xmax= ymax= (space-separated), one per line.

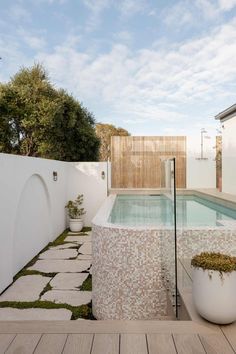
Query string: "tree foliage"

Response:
xmin=95 ymin=123 xmax=130 ymax=161
xmin=0 ymin=64 xmax=99 ymax=161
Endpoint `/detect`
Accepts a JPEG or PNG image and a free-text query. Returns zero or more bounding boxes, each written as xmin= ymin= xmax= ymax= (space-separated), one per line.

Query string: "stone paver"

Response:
xmin=50 ymin=273 xmax=88 ymax=290
xmin=0 ymin=275 xmax=51 ymax=302
xmin=77 ymin=254 xmax=92 ymax=260
xmin=49 ymin=243 xmax=77 ymax=250
xmin=39 ymin=249 xmax=77 ymax=260
xmin=0 ymin=308 xmax=72 ymax=320
xmin=41 ymin=290 xmax=92 ymax=306
xmin=68 ymin=232 xmax=88 ymax=235
xmin=28 ymin=260 xmax=91 ymax=273
xmin=79 ymin=242 xmax=92 ymax=255
xmin=65 ymin=236 xmax=91 ymax=243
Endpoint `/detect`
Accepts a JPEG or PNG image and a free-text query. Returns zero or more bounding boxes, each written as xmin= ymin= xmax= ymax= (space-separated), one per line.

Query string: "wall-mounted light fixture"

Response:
xmin=101 ymin=171 xmax=105 ymax=180
xmin=53 ymin=171 xmax=58 ymax=181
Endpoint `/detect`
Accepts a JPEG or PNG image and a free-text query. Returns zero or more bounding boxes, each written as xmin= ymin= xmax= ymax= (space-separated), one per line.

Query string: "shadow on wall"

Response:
xmin=12 ymin=174 xmax=52 ymax=274
xmin=68 ymin=162 xmax=108 ymax=227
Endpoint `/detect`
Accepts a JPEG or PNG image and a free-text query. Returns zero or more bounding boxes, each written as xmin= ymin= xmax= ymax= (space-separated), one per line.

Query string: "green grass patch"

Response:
xmin=0 ymin=300 xmax=94 ymax=320
xmin=82 ymin=226 xmax=91 ymax=233
xmin=80 ymin=275 xmax=92 ymax=291
xmin=13 ymin=229 xmax=70 ymax=281
xmin=14 ymin=269 xmax=57 ymax=281
xmin=48 ymin=228 xmax=70 ymax=247
xmin=39 ymin=282 xmax=52 ymax=298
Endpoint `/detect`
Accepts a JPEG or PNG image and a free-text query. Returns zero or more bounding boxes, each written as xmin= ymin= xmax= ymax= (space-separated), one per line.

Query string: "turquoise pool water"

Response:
xmin=109 ymin=195 xmax=236 ymax=227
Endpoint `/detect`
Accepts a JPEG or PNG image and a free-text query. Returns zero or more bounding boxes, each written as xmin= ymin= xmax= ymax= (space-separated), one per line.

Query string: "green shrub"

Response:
xmin=191 ymin=252 xmax=236 ymax=273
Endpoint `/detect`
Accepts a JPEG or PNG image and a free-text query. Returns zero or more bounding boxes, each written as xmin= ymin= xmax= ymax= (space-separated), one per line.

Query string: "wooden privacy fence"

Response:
xmin=111 ymin=136 xmax=186 ymax=188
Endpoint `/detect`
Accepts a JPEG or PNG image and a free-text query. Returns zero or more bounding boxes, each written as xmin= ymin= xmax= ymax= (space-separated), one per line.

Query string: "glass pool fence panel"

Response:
xmin=161 ymin=158 xmax=178 ymax=318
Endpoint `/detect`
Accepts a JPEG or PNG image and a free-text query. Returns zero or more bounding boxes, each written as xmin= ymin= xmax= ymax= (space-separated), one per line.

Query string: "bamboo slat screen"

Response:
xmin=111 ymin=136 xmax=186 ymax=188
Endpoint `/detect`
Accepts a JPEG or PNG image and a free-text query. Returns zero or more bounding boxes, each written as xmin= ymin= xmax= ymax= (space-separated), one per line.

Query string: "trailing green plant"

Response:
xmin=191 ymin=252 xmax=236 ymax=273
xmin=65 ymin=194 xmax=86 ymax=219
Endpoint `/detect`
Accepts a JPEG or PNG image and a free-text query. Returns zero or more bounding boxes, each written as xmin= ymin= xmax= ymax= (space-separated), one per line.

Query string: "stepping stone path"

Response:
xmin=49 ymin=243 xmax=77 ymax=250
xmin=29 ymin=259 xmax=91 ymax=273
xmin=66 ymin=236 xmax=91 ymax=243
xmin=50 ymin=273 xmax=88 ymax=290
xmin=39 ymin=249 xmax=78 ymax=260
xmin=41 ymin=290 xmax=92 ymax=307
xmin=0 ymin=308 xmax=72 ymax=320
xmin=0 ymin=275 xmax=51 ymax=302
xmin=0 ymin=230 xmax=92 ymax=321
xmin=79 ymin=242 xmax=92 ymax=255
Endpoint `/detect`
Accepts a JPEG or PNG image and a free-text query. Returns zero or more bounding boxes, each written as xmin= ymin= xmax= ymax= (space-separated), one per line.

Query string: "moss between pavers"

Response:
xmin=14 ymin=270 xmax=57 ymax=281
xmin=0 ymin=301 xmax=95 ymax=320
xmin=39 ymin=282 xmax=52 ymax=298
xmin=9 ymin=227 xmax=94 ymax=320
xmin=80 ymin=275 xmax=92 ymax=291
xmin=81 ymin=227 xmax=92 ymax=233
xmin=14 ymin=229 xmax=70 ymax=282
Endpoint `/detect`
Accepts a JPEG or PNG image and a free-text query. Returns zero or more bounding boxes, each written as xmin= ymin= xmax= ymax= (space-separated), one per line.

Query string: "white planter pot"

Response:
xmin=69 ymin=218 xmax=83 ymax=232
xmin=193 ymin=267 xmax=236 ymax=324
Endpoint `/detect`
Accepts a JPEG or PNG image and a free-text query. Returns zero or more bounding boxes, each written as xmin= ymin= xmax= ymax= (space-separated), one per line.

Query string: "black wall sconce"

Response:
xmin=101 ymin=171 xmax=105 ymax=179
xmin=53 ymin=171 xmax=58 ymax=181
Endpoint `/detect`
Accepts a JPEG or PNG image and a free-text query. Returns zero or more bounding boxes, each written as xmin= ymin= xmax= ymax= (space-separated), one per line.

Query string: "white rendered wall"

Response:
xmin=0 ymin=154 xmax=107 ymax=293
xmin=221 ymin=118 xmax=236 ymax=195
xmin=66 ymin=162 xmax=108 ymax=227
xmin=186 ymin=135 xmax=216 ymax=189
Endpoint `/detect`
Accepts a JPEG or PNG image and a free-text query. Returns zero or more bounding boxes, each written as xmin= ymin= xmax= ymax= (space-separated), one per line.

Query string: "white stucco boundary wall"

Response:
xmin=0 ymin=153 xmax=108 ymax=293
xmin=66 ymin=162 xmax=108 ymax=227
xmin=221 ymin=119 xmax=236 ymax=195
xmin=186 ymin=135 xmax=216 ymax=189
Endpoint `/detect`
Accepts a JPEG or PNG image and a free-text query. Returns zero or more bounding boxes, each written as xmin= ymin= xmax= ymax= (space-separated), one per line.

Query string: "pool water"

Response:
xmin=108 ymin=194 xmax=236 ymax=227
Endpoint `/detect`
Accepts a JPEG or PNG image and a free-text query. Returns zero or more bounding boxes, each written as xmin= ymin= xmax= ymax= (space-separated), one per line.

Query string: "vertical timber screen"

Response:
xmin=111 ymin=136 xmax=186 ymax=189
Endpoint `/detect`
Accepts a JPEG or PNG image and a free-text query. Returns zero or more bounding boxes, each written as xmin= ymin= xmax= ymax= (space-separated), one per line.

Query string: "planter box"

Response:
xmin=193 ymin=267 xmax=236 ymax=324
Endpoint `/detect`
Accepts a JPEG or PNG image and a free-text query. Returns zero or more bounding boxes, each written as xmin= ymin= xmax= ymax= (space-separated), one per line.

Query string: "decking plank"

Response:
xmin=147 ymin=334 xmax=177 ymax=354
xmin=0 ymin=320 xmax=217 ymax=334
xmin=220 ymin=324 xmax=236 ymax=352
xmin=120 ymin=334 xmax=148 ymax=354
xmin=34 ymin=334 xmax=68 ymax=354
xmin=173 ymin=334 xmax=205 ymax=354
xmin=199 ymin=333 xmax=235 ymax=354
xmin=63 ymin=334 xmax=93 ymax=354
xmin=5 ymin=333 xmax=41 ymax=354
xmin=0 ymin=334 xmax=16 ymax=353
xmin=91 ymin=334 xmax=119 ymax=354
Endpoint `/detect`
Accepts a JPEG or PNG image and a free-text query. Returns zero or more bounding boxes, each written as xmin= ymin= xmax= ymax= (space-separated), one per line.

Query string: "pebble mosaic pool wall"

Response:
xmin=92 ymin=222 xmax=236 ymax=320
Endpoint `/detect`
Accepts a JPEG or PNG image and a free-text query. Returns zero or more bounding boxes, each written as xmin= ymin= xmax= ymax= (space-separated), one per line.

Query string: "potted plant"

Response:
xmin=65 ymin=194 xmax=86 ymax=232
xmin=191 ymin=252 xmax=236 ymax=324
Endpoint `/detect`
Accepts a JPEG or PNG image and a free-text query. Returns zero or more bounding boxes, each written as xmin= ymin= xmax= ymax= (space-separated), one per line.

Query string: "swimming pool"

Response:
xmin=109 ymin=194 xmax=236 ymax=227
xmin=92 ymin=193 xmax=236 ymax=320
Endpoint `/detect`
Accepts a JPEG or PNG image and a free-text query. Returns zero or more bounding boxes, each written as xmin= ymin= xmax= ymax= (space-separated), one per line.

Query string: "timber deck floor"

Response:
xmin=0 ymin=320 xmax=236 ymax=353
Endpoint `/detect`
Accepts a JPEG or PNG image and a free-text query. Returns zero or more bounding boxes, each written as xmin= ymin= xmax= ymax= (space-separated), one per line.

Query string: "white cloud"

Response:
xmin=114 ymin=31 xmax=133 ymax=44
xmin=218 ymin=0 xmax=236 ymax=10
xmin=118 ymin=0 xmax=146 ymax=16
xmin=18 ymin=29 xmax=46 ymax=50
xmin=82 ymin=0 xmax=111 ymax=31
xmin=163 ymin=0 xmax=236 ymax=28
xmin=32 ymin=17 xmax=236 ymax=129
xmin=2 ymin=10 xmax=236 ymax=133
xmin=9 ymin=4 xmax=31 ymax=22
xmin=163 ymin=1 xmax=194 ymax=27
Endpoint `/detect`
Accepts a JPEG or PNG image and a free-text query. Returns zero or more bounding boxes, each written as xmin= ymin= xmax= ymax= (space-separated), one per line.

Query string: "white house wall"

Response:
xmin=0 ymin=154 xmax=108 ymax=293
xmin=186 ymin=135 xmax=216 ymax=189
xmin=222 ymin=118 xmax=236 ymax=195
xmin=66 ymin=162 xmax=108 ymax=227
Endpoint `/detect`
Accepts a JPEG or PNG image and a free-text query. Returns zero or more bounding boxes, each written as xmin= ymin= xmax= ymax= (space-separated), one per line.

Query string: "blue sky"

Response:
xmin=1 ymin=0 xmax=236 ymax=136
